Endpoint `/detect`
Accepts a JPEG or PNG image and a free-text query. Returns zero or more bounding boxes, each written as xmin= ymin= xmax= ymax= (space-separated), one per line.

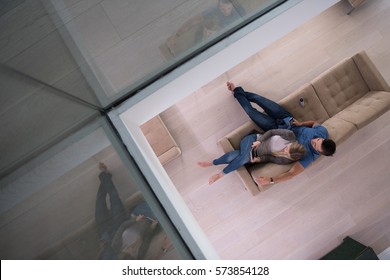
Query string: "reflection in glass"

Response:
xmin=164 ymin=0 xmax=246 ymax=57
xmin=0 ymin=125 xmax=181 ymax=260
xmin=95 ymin=162 xmax=174 ymax=260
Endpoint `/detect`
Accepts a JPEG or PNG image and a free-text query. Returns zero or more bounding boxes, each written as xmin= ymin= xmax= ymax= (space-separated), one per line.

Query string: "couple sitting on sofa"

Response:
xmin=198 ymin=81 xmax=336 ymax=186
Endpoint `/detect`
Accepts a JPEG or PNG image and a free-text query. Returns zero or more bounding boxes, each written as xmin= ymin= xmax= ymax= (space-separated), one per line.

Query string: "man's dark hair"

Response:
xmin=321 ymin=139 xmax=336 ymax=156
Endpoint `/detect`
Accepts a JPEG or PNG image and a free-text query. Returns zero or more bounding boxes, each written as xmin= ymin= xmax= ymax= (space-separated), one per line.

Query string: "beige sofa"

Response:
xmin=218 ymin=51 xmax=390 ymax=196
xmin=141 ymin=115 xmax=181 ymax=165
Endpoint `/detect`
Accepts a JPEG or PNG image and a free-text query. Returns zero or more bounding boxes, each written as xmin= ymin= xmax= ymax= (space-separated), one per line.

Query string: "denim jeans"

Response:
xmin=234 ymin=87 xmax=292 ymax=131
xmin=95 ymin=172 xmax=127 ymax=241
xmin=213 ymin=134 xmax=257 ymax=174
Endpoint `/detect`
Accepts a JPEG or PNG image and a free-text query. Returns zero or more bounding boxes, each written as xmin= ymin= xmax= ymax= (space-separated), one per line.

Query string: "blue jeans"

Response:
xmin=234 ymin=87 xmax=292 ymax=131
xmin=95 ymin=172 xmax=127 ymax=241
xmin=213 ymin=134 xmax=256 ymax=174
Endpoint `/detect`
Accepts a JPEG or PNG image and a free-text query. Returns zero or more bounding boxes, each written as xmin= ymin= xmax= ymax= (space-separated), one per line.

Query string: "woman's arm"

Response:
xmin=257 ymin=129 xmax=295 ymax=142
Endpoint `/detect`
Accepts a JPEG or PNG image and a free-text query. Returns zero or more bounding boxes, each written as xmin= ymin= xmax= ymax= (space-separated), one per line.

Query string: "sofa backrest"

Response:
xmin=311 ymin=57 xmax=369 ymax=117
xmin=279 ymin=83 xmax=330 ymax=123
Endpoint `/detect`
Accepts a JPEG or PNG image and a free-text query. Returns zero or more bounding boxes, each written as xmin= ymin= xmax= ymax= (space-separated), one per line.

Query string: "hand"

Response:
xmin=292 ymin=118 xmax=301 ymax=126
xmin=252 ymin=141 xmax=261 ymax=149
xmin=251 ymin=157 xmax=261 ymax=163
xmin=254 ymin=176 xmax=271 ymax=186
xmin=226 ymin=81 xmax=236 ymax=92
xmin=136 ymin=214 xmax=145 ymax=222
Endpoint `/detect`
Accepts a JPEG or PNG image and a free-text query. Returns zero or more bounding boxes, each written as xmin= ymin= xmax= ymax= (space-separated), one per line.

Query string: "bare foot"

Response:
xmin=197 ymin=161 xmax=213 ymax=167
xmin=99 ymin=162 xmax=107 ymax=171
xmin=226 ymin=81 xmax=236 ymax=92
xmin=209 ymin=173 xmax=223 ymax=184
xmin=254 ymin=176 xmax=268 ymax=186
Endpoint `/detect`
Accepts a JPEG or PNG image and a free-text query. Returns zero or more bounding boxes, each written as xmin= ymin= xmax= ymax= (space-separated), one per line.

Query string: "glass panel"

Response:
xmin=0 ymin=120 xmax=183 ymax=260
xmin=0 ymin=0 xmax=102 ymax=178
xmin=0 ymin=0 xmax=285 ymax=177
xmin=35 ymin=0 xmax=285 ymax=105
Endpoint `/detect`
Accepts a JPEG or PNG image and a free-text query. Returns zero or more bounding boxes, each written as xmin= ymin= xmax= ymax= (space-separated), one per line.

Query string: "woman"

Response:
xmin=198 ymin=129 xmax=306 ymax=184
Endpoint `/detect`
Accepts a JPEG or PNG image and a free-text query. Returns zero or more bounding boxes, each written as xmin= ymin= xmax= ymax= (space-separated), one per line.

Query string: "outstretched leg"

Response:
xmin=95 ymin=185 xmax=111 ymax=238
xmin=208 ymin=134 xmax=255 ymax=185
xmin=98 ymin=163 xmax=127 ymax=233
xmin=237 ymin=89 xmax=291 ymax=120
xmin=212 ymin=150 xmax=240 ymax=166
xmin=206 ymin=150 xmax=239 ymax=185
xmin=228 ymin=82 xmax=292 ymax=131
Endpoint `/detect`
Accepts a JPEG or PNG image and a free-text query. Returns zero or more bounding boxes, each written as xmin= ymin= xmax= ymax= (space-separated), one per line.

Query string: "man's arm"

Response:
xmin=293 ymin=119 xmax=320 ymax=128
xmin=254 ymin=161 xmax=305 ymax=186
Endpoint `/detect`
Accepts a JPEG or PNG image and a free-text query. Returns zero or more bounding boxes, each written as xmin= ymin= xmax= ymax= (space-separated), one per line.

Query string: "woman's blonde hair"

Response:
xmin=272 ymin=141 xmax=306 ymax=161
xmin=288 ymin=142 xmax=306 ymax=161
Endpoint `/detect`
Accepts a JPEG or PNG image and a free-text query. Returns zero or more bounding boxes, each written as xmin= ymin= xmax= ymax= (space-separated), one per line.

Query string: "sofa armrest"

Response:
xmin=353 ymin=51 xmax=390 ymax=92
xmin=220 ymin=120 xmax=262 ymax=150
xmin=141 ymin=115 xmax=181 ymax=165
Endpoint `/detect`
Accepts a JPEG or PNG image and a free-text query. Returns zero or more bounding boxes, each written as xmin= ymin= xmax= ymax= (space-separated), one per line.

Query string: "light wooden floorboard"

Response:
xmin=161 ymin=0 xmax=390 ymax=259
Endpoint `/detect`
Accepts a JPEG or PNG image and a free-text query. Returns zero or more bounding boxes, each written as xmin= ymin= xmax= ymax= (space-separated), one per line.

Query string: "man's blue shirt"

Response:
xmin=292 ymin=125 xmax=329 ymax=168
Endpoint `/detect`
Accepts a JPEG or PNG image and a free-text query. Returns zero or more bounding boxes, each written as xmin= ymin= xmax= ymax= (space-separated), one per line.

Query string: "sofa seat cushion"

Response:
xmin=333 ymin=91 xmax=390 ymax=129
xmin=312 ymin=58 xmax=369 ymax=117
xmin=322 ymin=117 xmax=357 ymax=145
xmin=279 ymin=83 xmax=330 ymax=123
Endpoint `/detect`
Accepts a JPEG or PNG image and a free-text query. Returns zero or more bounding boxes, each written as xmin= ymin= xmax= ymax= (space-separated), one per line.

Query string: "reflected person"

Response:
xmin=94 ymin=162 xmax=171 ymax=259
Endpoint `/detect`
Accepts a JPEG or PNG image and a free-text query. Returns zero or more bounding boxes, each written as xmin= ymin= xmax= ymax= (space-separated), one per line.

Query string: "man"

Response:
xmin=227 ymin=81 xmax=336 ymax=186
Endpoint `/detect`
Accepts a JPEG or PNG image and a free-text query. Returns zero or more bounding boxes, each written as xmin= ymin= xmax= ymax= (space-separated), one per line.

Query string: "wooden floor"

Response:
xmin=160 ymin=0 xmax=390 ymax=259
